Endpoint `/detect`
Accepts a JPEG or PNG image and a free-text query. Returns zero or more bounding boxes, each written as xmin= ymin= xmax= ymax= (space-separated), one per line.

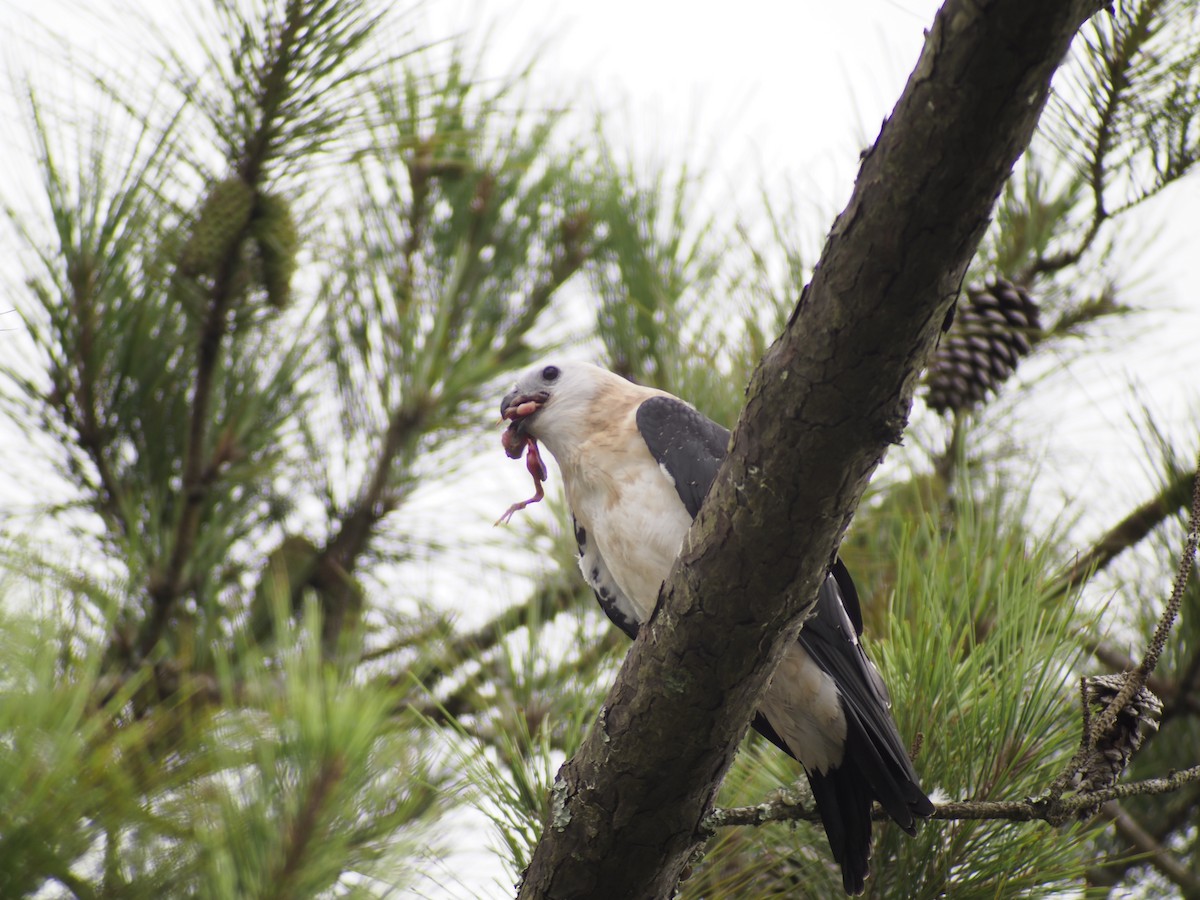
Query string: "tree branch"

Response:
xmin=138 ymin=0 xmax=311 ymax=659
xmin=1050 ymin=464 xmax=1196 ymax=599
xmin=1027 ymin=1 xmax=1160 ymax=278
xmin=267 ymin=754 xmax=345 ymax=900
xmin=517 ymin=1 xmax=1108 ymax=896
xmin=708 ymin=765 xmax=1200 ymax=828
xmin=1049 ymin=456 xmax=1200 ymax=796
xmin=381 ymin=572 xmax=582 ymax=681
xmin=63 ymin=256 xmax=130 ymax=541
xmin=1055 ymin=464 xmax=1200 ymax=716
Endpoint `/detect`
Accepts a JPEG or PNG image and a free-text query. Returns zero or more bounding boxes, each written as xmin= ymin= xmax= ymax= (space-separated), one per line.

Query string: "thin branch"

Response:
xmin=1096 ymin=800 xmax=1200 ymax=897
xmin=403 ymin=575 xmax=580 ymax=677
xmin=312 ymin=401 xmax=428 ymax=622
xmin=1050 ymin=455 xmax=1200 ymax=796
xmin=496 ymin=212 xmax=593 ymax=365
xmin=404 ymin=610 xmax=622 ymax=726
xmin=1050 ymin=464 xmax=1196 ymax=599
xmin=708 ymin=764 xmax=1200 ymax=830
xmin=1084 ymin=459 xmax=1200 ymax=739
xmin=1028 ymin=1 xmax=1162 ymax=278
xmin=138 ymin=1 xmax=312 ymax=658
xmin=48 ymin=866 xmax=98 ymax=900
xmin=1056 ymin=465 xmax=1200 ymax=717
xmin=64 ymin=257 xmax=130 ymax=540
xmin=237 ymin=0 xmax=307 ymax=188
xmin=267 ymin=755 xmax=345 ymax=900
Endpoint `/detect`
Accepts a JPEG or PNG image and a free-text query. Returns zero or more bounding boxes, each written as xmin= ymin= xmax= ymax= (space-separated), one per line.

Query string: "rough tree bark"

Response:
xmin=517 ymin=1 xmax=1108 ymax=897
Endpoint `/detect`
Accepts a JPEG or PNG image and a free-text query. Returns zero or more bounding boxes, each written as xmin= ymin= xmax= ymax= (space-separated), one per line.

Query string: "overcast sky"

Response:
xmin=420 ymin=0 xmax=1200 ymax=595
xmin=4 ymin=0 xmax=1196 ymax=530
xmin=3 ymin=2 xmax=1200 ymax=896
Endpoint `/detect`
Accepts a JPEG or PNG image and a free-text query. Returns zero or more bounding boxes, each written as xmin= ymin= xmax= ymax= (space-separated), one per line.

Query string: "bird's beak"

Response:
xmin=500 ymin=389 xmax=550 ymax=434
xmin=500 ymin=389 xmax=519 ymax=419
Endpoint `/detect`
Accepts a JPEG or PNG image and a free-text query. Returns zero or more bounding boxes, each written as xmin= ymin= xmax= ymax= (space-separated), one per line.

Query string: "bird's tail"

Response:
xmin=807 ymin=765 xmax=874 ymax=896
xmin=808 ymin=708 xmax=935 ymax=895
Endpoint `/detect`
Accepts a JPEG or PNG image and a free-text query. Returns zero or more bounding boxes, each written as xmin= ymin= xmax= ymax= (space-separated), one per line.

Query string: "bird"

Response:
xmin=498 ymin=360 xmax=934 ymax=895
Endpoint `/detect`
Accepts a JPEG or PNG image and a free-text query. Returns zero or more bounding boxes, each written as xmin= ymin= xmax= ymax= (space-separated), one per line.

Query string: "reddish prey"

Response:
xmin=496 ymin=396 xmax=549 ymax=525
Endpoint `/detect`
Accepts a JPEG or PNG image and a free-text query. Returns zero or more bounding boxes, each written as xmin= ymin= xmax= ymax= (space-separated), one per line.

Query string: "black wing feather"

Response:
xmin=798 ymin=569 xmax=935 ymax=834
xmin=634 ymin=391 xmax=931 ymax=893
xmin=635 ymin=396 xmax=729 ymax=518
xmin=574 ymin=517 xmax=640 ymax=640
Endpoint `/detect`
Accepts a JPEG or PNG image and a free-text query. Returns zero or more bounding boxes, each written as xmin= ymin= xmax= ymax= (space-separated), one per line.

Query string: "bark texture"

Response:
xmin=518 ymin=1 xmax=1107 ymax=897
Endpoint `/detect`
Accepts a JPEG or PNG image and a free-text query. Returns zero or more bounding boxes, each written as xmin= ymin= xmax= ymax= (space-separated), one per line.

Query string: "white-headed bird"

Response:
xmin=499 ymin=360 xmax=933 ymax=895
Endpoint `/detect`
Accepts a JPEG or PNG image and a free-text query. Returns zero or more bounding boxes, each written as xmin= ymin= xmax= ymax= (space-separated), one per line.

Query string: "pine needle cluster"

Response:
xmin=2 ymin=0 xmax=1199 ymax=897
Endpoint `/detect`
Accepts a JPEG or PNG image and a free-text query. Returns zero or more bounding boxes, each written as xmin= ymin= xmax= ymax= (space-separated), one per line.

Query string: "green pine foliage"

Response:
xmin=1 ymin=0 xmax=599 ymax=894
xmin=672 ymin=481 xmax=1106 ymax=899
xmin=0 ymin=599 xmax=439 ymax=898
xmin=3 ymin=0 xmax=1199 ymax=897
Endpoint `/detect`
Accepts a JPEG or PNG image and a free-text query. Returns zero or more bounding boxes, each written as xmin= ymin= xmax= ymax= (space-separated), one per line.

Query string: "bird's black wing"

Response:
xmin=573 ymin=516 xmax=640 ymax=640
xmin=637 ymin=391 xmax=931 ymax=892
xmin=798 ymin=566 xmax=934 ymax=834
xmin=635 ymin=396 xmax=730 ymax=519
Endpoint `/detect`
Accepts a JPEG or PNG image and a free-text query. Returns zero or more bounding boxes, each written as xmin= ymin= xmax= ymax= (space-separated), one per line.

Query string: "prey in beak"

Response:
xmin=500 ymin=389 xmax=549 ymax=457
xmin=496 ymin=389 xmax=550 ymax=524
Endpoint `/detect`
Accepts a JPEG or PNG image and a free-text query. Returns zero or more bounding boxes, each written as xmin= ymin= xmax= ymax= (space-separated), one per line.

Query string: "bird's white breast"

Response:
xmin=758 ymin=644 xmax=849 ymax=773
xmin=550 ymin=391 xmax=848 ymax=774
xmin=560 ymin=413 xmax=692 ymax=622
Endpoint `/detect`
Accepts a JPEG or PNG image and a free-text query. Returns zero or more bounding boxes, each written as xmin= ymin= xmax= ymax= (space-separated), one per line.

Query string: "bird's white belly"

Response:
xmin=759 ymin=644 xmax=848 ymax=773
xmin=559 ymin=425 xmax=848 ymax=774
xmin=567 ymin=450 xmax=692 ymax=622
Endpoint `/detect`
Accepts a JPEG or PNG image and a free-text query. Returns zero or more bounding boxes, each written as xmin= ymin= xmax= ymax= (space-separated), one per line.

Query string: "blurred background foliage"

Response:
xmin=1 ymin=0 xmax=1198 ymax=897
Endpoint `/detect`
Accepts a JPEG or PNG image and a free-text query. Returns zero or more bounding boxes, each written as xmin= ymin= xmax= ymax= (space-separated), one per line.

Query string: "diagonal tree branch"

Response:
xmin=517 ymin=1 xmax=1108 ymax=896
xmin=1049 ymin=457 xmax=1200 ymax=797
xmin=1094 ymin=800 xmax=1200 ymax=897
xmin=1050 ymin=464 xmax=1197 ymax=599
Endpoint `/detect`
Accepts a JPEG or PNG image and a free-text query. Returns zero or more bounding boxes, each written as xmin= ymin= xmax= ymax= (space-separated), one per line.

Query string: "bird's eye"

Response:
xmin=542 ymin=365 xmax=560 ymax=382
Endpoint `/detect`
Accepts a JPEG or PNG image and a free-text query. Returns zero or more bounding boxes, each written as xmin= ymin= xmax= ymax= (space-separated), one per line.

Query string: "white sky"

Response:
xmin=420 ymin=0 xmax=1200 ymax=606
xmin=3 ymin=1 xmax=1200 ymax=897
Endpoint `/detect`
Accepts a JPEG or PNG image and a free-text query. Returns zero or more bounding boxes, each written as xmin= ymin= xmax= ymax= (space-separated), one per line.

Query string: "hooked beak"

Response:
xmin=500 ymin=389 xmax=550 ymax=435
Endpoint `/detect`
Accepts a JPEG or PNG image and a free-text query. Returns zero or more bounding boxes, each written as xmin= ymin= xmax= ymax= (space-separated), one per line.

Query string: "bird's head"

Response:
xmin=500 ymin=360 xmax=611 ymax=461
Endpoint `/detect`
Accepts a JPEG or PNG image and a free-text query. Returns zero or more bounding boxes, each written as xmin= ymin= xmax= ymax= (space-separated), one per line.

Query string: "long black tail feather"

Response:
xmin=807 ymin=765 xmax=874 ymax=896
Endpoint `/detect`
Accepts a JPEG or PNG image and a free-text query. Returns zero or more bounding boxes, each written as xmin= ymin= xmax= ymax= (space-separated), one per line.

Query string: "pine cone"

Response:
xmin=1075 ymin=673 xmax=1163 ymax=795
xmin=251 ymin=191 xmax=298 ymax=310
xmin=924 ymin=278 xmax=1041 ymax=415
xmin=178 ymin=177 xmax=256 ymax=278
